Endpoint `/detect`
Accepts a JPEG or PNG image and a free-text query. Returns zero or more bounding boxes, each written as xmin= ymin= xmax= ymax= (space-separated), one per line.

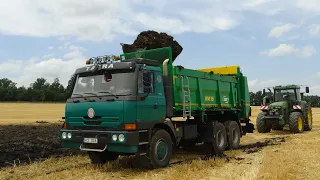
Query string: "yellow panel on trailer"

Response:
xmin=197 ymin=65 xmax=240 ymax=75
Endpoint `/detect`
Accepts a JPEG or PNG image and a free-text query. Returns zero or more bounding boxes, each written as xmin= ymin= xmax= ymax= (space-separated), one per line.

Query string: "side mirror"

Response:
xmin=263 ymin=89 xmax=266 ymax=95
xmin=306 ymin=86 xmax=309 ymax=93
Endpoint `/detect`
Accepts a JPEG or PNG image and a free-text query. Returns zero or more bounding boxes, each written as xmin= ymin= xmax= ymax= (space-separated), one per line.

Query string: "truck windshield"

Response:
xmin=274 ymin=89 xmax=297 ymax=101
xmin=71 ymin=72 xmax=136 ymax=97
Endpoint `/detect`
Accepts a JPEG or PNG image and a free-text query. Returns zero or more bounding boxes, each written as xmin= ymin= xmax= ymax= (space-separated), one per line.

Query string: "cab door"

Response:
xmin=136 ymin=69 xmax=161 ymax=125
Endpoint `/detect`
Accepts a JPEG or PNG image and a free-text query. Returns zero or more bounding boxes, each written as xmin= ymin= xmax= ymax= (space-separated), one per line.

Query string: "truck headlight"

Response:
xmin=112 ymin=134 xmax=118 ymax=141
xmin=118 ymin=134 xmax=125 ymax=142
xmin=67 ymin=132 xmax=72 ymax=139
xmin=62 ymin=132 xmax=67 ymax=139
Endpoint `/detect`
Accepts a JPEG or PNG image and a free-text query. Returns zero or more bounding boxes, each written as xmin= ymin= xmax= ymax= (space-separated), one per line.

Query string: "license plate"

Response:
xmin=83 ymin=138 xmax=98 ymax=144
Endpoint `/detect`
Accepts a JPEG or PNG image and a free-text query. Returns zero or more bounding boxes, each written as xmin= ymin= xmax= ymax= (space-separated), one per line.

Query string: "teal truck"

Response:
xmin=59 ymin=47 xmax=254 ymax=169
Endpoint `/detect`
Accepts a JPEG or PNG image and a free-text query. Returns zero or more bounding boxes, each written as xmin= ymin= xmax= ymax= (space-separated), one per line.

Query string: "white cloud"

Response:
xmin=261 ymin=44 xmax=317 ymax=58
xmin=48 ymin=46 xmax=54 ymax=50
xmin=297 ymin=45 xmax=317 ymax=58
xmin=0 ymin=42 xmax=88 ymax=87
xmin=308 ymin=24 xmax=320 ymax=37
xmin=261 ymin=44 xmax=296 ymax=56
xmin=0 ymin=0 xmax=247 ymax=42
xmin=296 ymin=0 xmax=320 ymax=13
xmin=268 ymin=24 xmax=295 ymax=38
xmin=248 ymin=78 xmax=277 ymax=92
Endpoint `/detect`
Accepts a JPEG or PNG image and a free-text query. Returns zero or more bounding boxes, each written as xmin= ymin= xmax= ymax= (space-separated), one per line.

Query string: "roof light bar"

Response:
xmin=86 ymin=55 xmax=120 ymax=65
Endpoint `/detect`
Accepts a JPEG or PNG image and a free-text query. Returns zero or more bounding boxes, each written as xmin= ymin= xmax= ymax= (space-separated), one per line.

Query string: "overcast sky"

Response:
xmin=0 ymin=0 xmax=320 ymax=95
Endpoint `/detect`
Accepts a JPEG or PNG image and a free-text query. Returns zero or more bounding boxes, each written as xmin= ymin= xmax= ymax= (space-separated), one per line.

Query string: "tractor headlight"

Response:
xmin=118 ymin=134 xmax=125 ymax=142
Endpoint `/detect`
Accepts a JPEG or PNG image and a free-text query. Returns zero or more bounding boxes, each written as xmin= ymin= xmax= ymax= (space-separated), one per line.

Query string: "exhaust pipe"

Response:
xmin=163 ymin=59 xmax=173 ymax=118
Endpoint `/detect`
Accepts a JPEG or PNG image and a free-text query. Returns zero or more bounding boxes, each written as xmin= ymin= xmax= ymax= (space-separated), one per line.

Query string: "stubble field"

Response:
xmin=0 ymin=103 xmax=319 ymax=180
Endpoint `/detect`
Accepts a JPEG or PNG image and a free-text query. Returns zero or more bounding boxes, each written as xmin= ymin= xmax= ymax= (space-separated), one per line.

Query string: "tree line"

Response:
xmin=0 ymin=77 xmax=319 ymax=107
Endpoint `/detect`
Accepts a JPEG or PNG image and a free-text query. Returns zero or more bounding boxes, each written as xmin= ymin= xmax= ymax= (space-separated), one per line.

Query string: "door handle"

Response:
xmin=153 ymin=104 xmax=157 ymax=109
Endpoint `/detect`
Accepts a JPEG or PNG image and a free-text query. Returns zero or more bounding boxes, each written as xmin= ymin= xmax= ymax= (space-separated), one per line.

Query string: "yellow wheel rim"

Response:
xmin=308 ymin=109 xmax=312 ymax=126
xmin=298 ymin=117 xmax=303 ymax=131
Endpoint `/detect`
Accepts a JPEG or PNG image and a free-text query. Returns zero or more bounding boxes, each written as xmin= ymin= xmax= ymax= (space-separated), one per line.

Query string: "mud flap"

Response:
xmin=241 ymin=122 xmax=254 ymax=135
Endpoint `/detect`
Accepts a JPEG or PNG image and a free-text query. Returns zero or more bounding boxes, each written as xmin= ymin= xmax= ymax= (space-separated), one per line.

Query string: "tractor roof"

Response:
xmin=274 ymin=84 xmax=300 ymax=90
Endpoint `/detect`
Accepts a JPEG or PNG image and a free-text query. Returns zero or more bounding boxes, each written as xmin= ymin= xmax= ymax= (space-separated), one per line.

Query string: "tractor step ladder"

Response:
xmin=181 ymin=76 xmax=192 ymax=118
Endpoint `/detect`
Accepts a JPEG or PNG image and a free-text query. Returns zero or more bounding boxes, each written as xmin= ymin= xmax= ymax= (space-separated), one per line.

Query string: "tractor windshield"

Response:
xmin=274 ymin=88 xmax=300 ymax=101
xmin=71 ymin=71 xmax=137 ymax=97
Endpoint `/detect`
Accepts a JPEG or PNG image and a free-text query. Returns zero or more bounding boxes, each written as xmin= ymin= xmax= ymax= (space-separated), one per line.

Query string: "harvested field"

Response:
xmin=0 ymin=103 xmax=320 ymax=180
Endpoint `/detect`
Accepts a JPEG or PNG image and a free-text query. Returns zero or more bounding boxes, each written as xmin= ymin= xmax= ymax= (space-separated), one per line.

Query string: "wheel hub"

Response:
xmin=155 ymin=139 xmax=168 ymax=161
xmin=298 ymin=117 xmax=303 ymax=131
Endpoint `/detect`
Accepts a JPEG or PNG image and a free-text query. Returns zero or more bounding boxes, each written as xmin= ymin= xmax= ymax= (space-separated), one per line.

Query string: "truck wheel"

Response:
xmin=138 ymin=129 xmax=173 ymax=169
xmin=88 ymin=151 xmax=119 ymax=164
xmin=256 ymin=112 xmax=271 ymax=133
xmin=224 ymin=121 xmax=240 ymax=150
xmin=304 ymin=108 xmax=312 ymax=131
xmin=289 ymin=112 xmax=304 ymax=133
xmin=205 ymin=121 xmax=227 ymax=154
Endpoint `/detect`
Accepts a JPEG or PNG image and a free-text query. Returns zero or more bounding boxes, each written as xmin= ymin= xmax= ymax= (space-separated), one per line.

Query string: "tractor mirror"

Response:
xmin=306 ymin=86 xmax=309 ymax=93
xmin=263 ymin=89 xmax=266 ymax=95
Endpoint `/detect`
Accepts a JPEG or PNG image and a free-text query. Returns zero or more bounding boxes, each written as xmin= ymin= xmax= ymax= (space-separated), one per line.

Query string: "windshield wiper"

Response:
xmin=72 ymin=93 xmax=84 ymax=97
xmin=97 ymin=91 xmax=119 ymax=98
xmin=83 ymin=92 xmax=98 ymax=96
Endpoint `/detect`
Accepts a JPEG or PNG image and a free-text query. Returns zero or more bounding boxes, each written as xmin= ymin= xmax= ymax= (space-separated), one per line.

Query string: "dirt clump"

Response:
xmin=240 ymin=137 xmax=286 ymax=154
xmin=120 ymin=30 xmax=183 ymax=61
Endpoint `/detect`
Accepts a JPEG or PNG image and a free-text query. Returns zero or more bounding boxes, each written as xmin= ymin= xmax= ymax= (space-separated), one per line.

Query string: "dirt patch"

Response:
xmin=240 ymin=137 xmax=286 ymax=154
xmin=0 ymin=123 xmax=84 ymax=168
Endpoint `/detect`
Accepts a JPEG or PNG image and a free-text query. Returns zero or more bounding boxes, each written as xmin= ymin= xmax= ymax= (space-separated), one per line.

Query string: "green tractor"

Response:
xmin=257 ymin=85 xmax=313 ymax=133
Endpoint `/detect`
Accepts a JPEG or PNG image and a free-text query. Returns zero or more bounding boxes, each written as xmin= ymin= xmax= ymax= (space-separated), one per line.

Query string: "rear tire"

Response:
xmin=224 ymin=121 xmax=241 ymax=150
xmin=205 ymin=121 xmax=227 ymax=155
xmin=137 ymin=129 xmax=173 ymax=169
xmin=256 ymin=112 xmax=271 ymax=133
xmin=289 ymin=112 xmax=304 ymax=133
xmin=304 ymin=107 xmax=312 ymax=131
xmin=88 ymin=151 xmax=119 ymax=164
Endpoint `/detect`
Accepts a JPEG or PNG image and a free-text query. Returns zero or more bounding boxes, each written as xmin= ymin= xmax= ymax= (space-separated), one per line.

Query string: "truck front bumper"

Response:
xmin=59 ymin=129 xmax=149 ymax=154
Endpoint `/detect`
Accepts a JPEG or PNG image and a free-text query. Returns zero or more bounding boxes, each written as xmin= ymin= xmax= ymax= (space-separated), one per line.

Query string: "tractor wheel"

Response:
xmin=204 ymin=121 xmax=227 ymax=155
xmin=224 ymin=120 xmax=241 ymax=150
xmin=304 ymin=107 xmax=313 ymax=131
xmin=136 ymin=129 xmax=173 ymax=169
xmin=256 ymin=112 xmax=271 ymax=133
xmin=88 ymin=151 xmax=119 ymax=164
xmin=288 ymin=112 xmax=304 ymax=133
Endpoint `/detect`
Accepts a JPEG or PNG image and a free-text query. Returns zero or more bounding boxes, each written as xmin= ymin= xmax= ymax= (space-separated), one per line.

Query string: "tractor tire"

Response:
xmin=88 ymin=151 xmax=119 ymax=164
xmin=136 ymin=129 xmax=173 ymax=169
xmin=288 ymin=112 xmax=304 ymax=133
xmin=304 ymin=107 xmax=313 ymax=131
xmin=205 ymin=121 xmax=227 ymax=155
xmin=224 ymin=120 xmax=241 ymax=150
xmin=256 ymin=112 xmax=271 ymax=133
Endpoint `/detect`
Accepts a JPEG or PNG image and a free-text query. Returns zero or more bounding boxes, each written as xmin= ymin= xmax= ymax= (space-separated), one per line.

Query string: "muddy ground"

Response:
xmin=0 ymin=123 xmax=84 ymax=167
xmin=0 ymin=122 xmax=286 ymax=168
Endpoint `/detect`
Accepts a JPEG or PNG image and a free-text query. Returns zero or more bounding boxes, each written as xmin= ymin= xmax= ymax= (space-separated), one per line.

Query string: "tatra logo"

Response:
xmin=88 ymin=108 xmax=95 ymax=118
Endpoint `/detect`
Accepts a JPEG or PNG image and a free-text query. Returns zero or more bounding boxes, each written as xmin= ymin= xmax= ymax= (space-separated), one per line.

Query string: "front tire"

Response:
xmin=304 ymin=107 xmax=312 ymax=131
xmin=289 ymin=112 xmax=304 ymax=133
xmin=256 ymin=112 xmax=271 ymax=133
xmin=137 ymin=129 xmax=173 ymax=169
xmin=88 ymin=151 xmax=119 ymax=164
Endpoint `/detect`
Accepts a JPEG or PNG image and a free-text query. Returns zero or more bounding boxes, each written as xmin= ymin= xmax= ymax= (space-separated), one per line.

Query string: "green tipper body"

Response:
xmin=60 ymin=47 xmax=254 ymax=157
